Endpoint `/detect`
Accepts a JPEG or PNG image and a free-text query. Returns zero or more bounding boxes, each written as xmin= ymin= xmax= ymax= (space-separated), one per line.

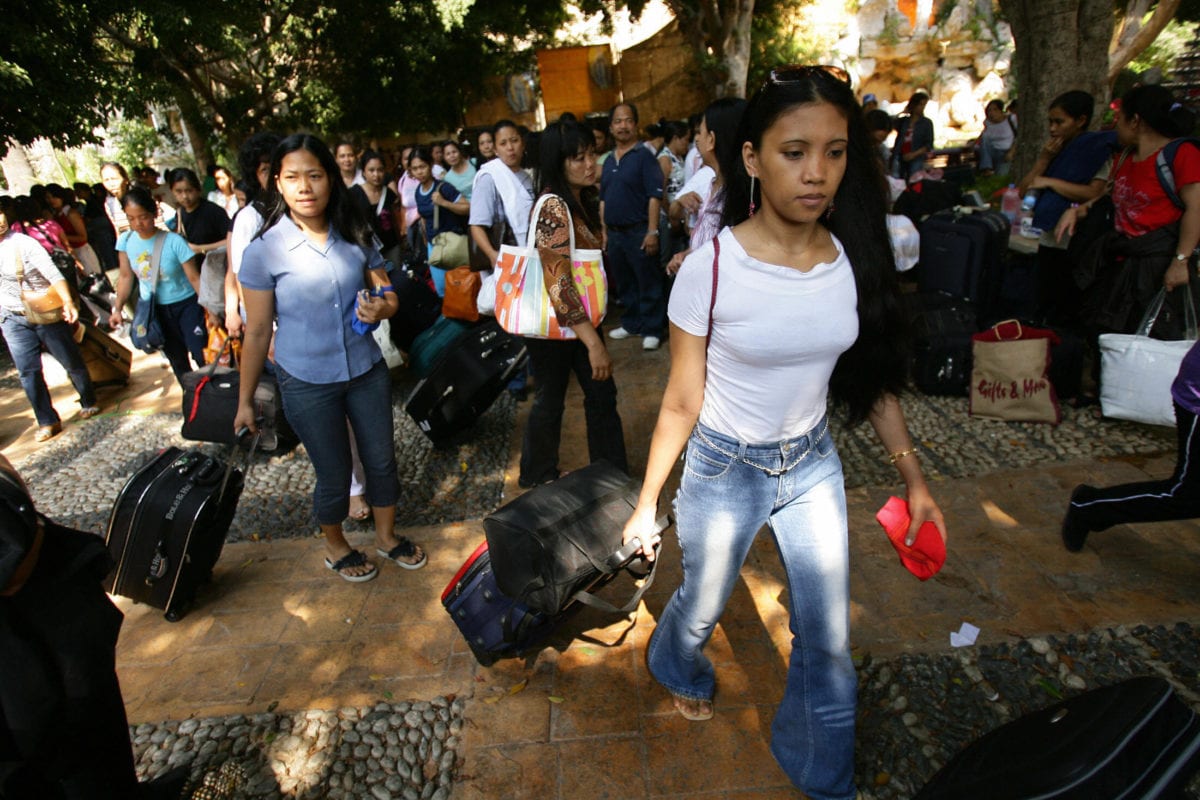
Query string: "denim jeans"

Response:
xmin=606 ymin=227 xmax=665 ymax=338
xmin=156 ymin=295 xmax=207 ymax=382
xmin=1 ymin=311 xmax=96 ymax=426
xmin=276 ymin=359 xmax=399 ymax=524
xmin=648 ymin=419 xmax=856 ymax=800
xmin=978 ymin=142 xmax=1011 ymax=176
xmin=519 ymin=335 xmax=628 ymax=486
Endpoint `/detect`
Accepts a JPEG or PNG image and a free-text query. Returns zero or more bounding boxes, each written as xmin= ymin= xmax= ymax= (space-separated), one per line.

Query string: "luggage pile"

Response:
xmin=899 ymin=204 xmax=1084 ymax=407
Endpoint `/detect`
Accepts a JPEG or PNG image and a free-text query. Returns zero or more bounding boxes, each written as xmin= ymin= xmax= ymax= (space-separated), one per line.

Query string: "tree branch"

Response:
xmin=1107 ymin=0 xmax=1181 ymax=84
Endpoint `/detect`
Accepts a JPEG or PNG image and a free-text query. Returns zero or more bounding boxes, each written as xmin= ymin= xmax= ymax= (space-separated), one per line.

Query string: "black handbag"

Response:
xmin=483 ymin=461 xmax=665 ymax=616
xmin=130 ymin=233 xmax=167 ymax=353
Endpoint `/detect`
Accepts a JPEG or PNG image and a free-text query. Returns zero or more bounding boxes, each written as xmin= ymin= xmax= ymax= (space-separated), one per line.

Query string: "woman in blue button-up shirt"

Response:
xmin=235 ymin=134 xmax=427 ymax=583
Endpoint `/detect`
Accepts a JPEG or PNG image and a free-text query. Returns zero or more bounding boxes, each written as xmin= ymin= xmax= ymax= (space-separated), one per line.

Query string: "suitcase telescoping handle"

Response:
xmin=218 ymin=426 xmax=259 ymax=502
xmin=572 ymin=515 xmax=671 ymax=615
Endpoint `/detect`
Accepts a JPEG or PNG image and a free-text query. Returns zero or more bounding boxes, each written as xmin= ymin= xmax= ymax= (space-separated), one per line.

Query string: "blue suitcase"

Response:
xmin=440 ymin=541 xmax=557 ymax=666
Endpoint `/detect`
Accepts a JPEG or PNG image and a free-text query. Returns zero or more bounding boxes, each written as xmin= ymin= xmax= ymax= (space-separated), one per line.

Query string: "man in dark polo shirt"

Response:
xmin=600 ymin=102 xmax=665 ymax=350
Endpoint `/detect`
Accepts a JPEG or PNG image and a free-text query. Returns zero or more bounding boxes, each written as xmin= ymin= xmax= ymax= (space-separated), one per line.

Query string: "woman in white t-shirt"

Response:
xmin=622 ymin=66 xmax=947 ymax=800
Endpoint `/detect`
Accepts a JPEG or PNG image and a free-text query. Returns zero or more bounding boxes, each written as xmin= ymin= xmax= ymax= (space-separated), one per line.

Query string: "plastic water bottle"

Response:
xmin=1000 ymin=184 xmax=1021 ymax=231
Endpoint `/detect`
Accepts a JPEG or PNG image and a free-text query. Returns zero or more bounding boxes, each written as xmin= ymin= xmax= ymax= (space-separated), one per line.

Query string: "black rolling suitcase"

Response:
xmin=916 ymin=676 xmax=1200 ymax=799
xmin=440 ymin=541 xmax=558 ymax=666
xmin=405 ymin=318 xmax=527 ymax=444
xmin=104 ymin=437 xmax=255 ymax=621
xmin=483 ymin=461 xmax=664 ymax=617
xmin=908 ymin=293 xmax=978 ymax=396
xmin=918 ymin=208 xmax=1010 ymax=303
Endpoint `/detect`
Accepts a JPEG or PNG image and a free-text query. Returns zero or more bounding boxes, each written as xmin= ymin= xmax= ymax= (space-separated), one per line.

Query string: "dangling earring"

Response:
xmin=748 ymin=175 xmax=757 ymax=217
xmin=823 ymin=199 xmax=835 ymax=221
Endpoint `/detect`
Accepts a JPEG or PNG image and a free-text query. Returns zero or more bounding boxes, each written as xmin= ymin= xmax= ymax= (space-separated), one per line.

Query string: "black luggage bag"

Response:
xmin=893 ymin=180 xmax=963 ymax=224
xmin=388 ymin=261 xmax=443 ymax=352
xmin=104 ymin=437 xmax=255 ymax=621
xmin=916 ymin=676 xmax=1200 ymax=799
xmin=180 ymin=342 xmax=291 ymax=451
xmin=440 ymin=541 xmax=558 ymax=667
xmin=483 ymin=461 xmax=664 ymax=617
xmin=918 ymin=209 xmax=1010 ymax=303
xmin=908 ymin=293 xmax=978 ymax=396
xmin=405 ymin=318 xmax=527 ymax=444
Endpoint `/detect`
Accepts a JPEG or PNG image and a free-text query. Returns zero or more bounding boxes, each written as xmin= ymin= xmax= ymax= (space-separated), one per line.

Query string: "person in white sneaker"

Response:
xmin=600 ymin=102 xmax=666 ymax=350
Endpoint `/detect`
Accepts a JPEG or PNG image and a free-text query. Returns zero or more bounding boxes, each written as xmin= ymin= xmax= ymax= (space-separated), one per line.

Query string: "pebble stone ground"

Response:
xmin=857 ymin=622 xmax=1200 ymax=798
xmin=5 ymin=344 xmax=1197 ymax=798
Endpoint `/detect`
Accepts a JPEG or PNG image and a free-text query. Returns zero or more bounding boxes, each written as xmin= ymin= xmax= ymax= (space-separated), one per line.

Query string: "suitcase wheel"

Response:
xmin=164 ymin=608 xmax=183 ymax=622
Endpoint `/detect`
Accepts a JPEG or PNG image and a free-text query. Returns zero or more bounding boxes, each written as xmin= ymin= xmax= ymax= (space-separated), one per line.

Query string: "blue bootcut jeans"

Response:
xmin=275 ymin=359 xmax=399 ymax=525
xmin=1 ymin=311 xmax=97 ymax=426
xmin=647 ymin=418 xmax=857 ymax=800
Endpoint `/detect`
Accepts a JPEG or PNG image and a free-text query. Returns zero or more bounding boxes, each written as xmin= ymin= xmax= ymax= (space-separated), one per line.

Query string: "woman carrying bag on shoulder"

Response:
xmin=518 ymin=119 xmax=629 ymax=488
xmin=0 ymin=201 xmax=98 ymax=443
xmin=107 ymin=186 xmax=206 ymax=384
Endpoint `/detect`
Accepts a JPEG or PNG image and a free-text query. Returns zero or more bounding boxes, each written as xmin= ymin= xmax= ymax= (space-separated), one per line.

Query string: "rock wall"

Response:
xmin=807 ymin=0 xmax=1016 ymax=143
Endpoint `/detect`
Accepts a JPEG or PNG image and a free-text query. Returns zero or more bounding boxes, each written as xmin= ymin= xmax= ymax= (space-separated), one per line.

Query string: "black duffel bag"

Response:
xmin=483 ymin=461 xmax=665 ymax=616
xmin=180 ymin=340 xmax=291 ymax=451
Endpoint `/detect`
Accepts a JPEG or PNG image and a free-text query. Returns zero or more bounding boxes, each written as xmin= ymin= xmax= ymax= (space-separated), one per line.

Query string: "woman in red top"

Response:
xmin=1057 ymin=86 xmax=1199 ymax=337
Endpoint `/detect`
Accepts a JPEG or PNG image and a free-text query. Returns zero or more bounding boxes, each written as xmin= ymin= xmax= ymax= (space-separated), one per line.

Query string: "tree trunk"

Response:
xmin=1 ymin=142 xmax=37 ymax=195
xmin=174 ymin=92 xmax=216 ymax=174
xmin=669 ymin=0 xmax=757 ymax=99
xmin=1005 ymin=0 xmax=1113 ymax=180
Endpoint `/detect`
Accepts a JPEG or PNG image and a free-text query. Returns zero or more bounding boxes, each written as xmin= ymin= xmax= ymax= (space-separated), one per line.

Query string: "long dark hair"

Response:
xmin=534 ymin=119 xmax=599 ymax=232
xmin=1120 ymin=84 xmax=1196 ymax=139
xmin=705 ymin=98 xmax=748 ymax=181
xmin=1050 ymin=90 xmax=1095 ymax=128
xmin=721 ymin=69 xmax=908 ymax=426
xmin=258 ymin=134 xmax=374 ymax=248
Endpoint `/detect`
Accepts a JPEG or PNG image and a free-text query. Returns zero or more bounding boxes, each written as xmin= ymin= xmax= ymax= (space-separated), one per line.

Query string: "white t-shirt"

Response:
xmin=669 ymin=227 xmax=859 ymax=443
xmin=228 ymin=204 xmax=264 ymax=276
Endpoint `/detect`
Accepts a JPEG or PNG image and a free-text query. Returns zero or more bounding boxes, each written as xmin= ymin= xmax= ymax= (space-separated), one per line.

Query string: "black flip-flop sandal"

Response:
xmin=377 ymin=537 xmax=427 ymax=570
xmin=325 ymin=550 xmax=378 ymax=583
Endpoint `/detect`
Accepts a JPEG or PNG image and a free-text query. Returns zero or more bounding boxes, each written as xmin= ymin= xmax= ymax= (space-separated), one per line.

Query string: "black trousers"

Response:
xmin=520 ymin=335 xmax=628 ymax=486
xmin=1070 ymin=403 xmax=1200 ymax=531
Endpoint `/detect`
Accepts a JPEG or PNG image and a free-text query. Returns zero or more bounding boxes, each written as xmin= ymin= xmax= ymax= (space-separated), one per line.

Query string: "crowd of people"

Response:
xmin=2 ymin=65 xmax=1198 ymax=800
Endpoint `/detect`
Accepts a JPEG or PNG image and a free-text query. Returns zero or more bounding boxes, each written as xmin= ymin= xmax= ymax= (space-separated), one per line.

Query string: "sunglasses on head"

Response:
xmin=765 ymin=64 xmax=851 ymax=90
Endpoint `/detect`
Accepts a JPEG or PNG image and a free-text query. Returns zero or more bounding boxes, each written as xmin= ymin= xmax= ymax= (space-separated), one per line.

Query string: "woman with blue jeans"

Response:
xmin=0 ymin=204 xmax=99 ymax=443
xmin=623 ymin=66 xmax=947 ymax=800
xmin=235 ymin=134 xmax=426 ymax=583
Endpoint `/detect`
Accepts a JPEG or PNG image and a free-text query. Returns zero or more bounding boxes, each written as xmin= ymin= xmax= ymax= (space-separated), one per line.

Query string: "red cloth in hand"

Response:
xmin=875 ymin=496 xmax=946 ymax=581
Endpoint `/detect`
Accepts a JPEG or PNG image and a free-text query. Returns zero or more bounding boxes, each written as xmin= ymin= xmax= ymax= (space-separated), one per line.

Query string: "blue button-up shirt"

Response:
xmin=239 ymin=215 xmax=384 ymax=384
xmin=599 ymin=144 xmax=664 ymax=227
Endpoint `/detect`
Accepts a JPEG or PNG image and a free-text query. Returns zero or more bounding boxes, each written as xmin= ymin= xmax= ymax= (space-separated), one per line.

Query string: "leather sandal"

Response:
xmin=671 ymin=692 xmax=714 ymax=722
xmin=34 ymin=422 xmax=62 ymax=443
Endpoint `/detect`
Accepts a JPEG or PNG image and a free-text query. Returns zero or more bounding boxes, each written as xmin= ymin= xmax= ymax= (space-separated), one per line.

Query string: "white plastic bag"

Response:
xmin=1100 ymin=289 xmax=1197 ymax=426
